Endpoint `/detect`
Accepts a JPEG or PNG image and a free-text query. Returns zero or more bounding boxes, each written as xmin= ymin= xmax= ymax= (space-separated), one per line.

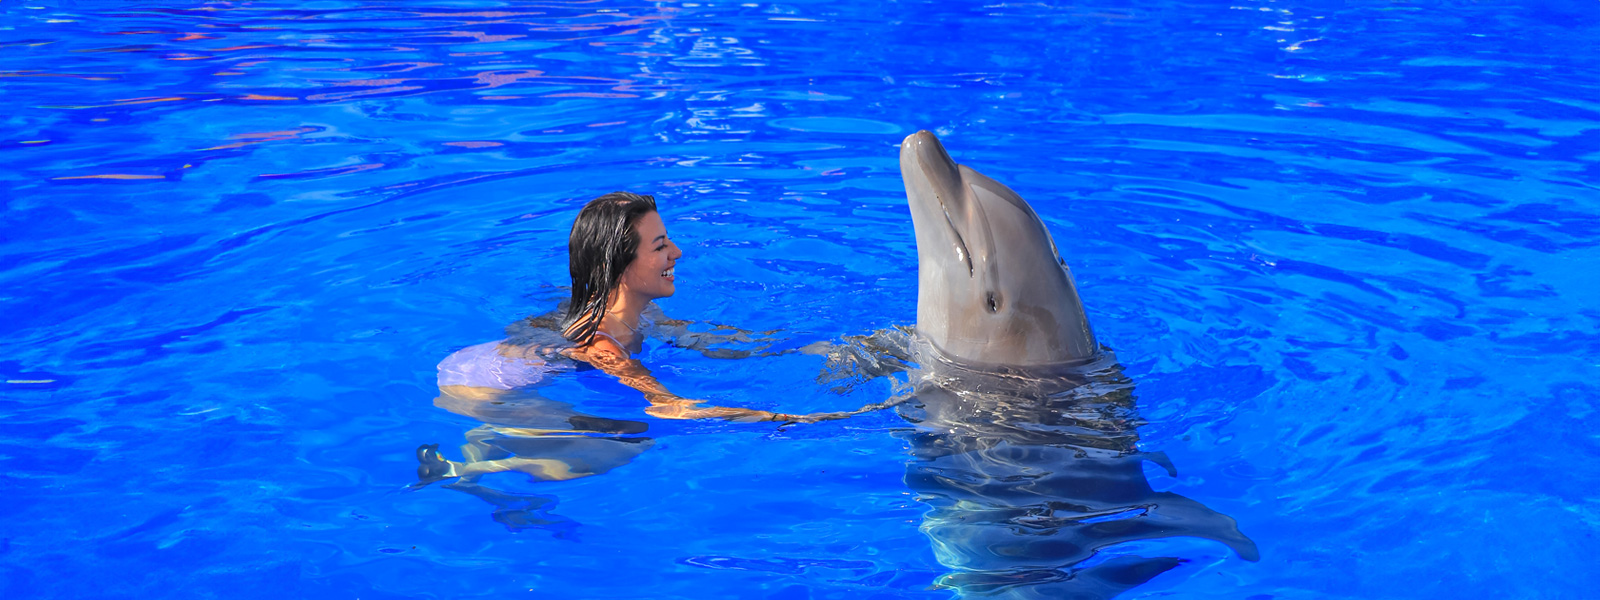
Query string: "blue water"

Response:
xmin=3 ymin=0 xmax=1598 ymax=598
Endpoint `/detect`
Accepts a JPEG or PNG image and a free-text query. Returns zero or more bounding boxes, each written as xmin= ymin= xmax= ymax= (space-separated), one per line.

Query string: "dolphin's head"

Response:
xmin=900 ymin=130 xmax=1098 ymax=367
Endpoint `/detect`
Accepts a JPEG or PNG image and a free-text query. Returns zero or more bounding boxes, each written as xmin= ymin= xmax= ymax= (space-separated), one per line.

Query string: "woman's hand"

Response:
xmin=580 ymin=346 xmax=869 ymax=425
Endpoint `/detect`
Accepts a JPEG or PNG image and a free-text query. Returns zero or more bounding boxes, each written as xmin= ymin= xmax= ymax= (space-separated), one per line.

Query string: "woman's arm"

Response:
xmin=579 ymin=341 xmax=845 ymax=423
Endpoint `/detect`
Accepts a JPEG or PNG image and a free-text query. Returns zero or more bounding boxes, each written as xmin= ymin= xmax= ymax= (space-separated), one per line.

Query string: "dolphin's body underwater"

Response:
xmin=891 ymin=131 xmax=1259 ymax=598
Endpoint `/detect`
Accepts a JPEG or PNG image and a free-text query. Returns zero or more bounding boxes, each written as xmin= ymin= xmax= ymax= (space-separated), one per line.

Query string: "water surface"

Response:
xmin=2 ymin=0 xmax=1597 ymax=598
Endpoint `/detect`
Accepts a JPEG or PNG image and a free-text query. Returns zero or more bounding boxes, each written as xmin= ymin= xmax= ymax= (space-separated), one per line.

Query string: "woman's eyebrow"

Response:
xmin=652 ymin=234 xmax=667 ymax=243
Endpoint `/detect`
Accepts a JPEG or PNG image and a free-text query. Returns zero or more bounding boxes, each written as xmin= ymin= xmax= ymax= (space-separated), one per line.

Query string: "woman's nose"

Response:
xmin=669 ymin=239 xmax=683 ymax=259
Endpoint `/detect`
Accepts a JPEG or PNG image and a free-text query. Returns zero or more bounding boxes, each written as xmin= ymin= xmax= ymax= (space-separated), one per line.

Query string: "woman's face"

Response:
xmin=618 ymin=210 xmax=683 ymax=302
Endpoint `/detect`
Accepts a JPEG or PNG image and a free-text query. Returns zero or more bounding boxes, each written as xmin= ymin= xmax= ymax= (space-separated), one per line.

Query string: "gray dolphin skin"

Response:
xmin=901 ymin=130 xmax=1098 ymax=368
xmin=892 ymin=131 xmax=1260 ymax=599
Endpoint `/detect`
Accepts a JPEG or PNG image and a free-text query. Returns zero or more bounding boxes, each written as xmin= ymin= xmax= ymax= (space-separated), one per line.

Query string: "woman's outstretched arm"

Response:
xmin=578 ymin=343 xmax=848 ymax=424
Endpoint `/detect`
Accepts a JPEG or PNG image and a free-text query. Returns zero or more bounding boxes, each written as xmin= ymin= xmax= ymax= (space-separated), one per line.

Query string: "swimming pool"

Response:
xmin=2 ymin=0 xmax=1597 ymax=597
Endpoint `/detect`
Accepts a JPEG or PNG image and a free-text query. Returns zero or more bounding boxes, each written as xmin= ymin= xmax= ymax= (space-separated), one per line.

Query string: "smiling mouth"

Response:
xmin=662 ymin=267 xmax=675 ymax=280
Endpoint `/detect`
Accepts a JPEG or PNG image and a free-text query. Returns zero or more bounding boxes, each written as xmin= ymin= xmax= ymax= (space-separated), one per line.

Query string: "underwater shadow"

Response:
xmin=416 ymin=388 xmax=655 ymax=538
xmin=832 ymin=333 xmax=1258 ymax=599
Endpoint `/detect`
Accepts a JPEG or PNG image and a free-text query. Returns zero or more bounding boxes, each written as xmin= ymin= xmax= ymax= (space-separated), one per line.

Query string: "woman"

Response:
xmin=418 ymin=192 xmax=846 ymax=488
xmin=554 ymin=191 xmax=818 ymax=421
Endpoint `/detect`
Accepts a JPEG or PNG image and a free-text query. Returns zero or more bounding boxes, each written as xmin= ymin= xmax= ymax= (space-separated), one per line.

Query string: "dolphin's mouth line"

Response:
xmin=934 ymin=192 xmax=975 ymax=278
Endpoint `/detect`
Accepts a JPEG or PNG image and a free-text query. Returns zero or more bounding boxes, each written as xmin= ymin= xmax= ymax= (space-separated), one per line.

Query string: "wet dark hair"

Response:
xmin=561 ymin=191 xmax=659 ymax=344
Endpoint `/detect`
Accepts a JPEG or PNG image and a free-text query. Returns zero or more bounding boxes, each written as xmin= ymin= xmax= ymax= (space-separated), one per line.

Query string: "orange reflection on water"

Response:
xmin=0 ymin=72 xmax=116 ymax=81
xmin=442 ymin=31 xmax=526 ymax=44
xmin=325 ymin=77 xmax=411 ymax=88
xmin=200 ymin=126 xmax=316 ymax=150
xmin=117 ymin=3 xmax=692 ymax=105
xmin=235 ymin=128 xmax=315 ymax=140
xmin=414 ymin=11 xmax=545 ymax=19
xmin=257 ymin=163 xmax=383 ymax=179
xmin=71 ymin=45 xmax=153 ymax=54
xmin=305 ymin=85 xmax=424 ymax=101
xmin=471 ymin=69 xmax=546 ymax=88
xmin=350 ymin=62 xmax=442 ymax=73
xmin=105 ymin=96 xmax=187 ymax=106
xmin=52 ymin=174 xmax=167 ymax=181
xmin=544 ymin=92 xmax=637 ymax=99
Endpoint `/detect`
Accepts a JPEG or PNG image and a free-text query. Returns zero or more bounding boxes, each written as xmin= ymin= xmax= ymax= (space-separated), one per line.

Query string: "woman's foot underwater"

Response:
xmin=414 ymin=443 xmax=460 ymax=488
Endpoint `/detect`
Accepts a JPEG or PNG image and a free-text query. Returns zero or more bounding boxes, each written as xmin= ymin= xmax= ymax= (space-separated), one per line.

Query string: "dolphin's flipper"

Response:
xmin=1151 ymin=492 xmax=1261 ymax=562
xmin=1142 ymin=450 xmax=1178 ymax=478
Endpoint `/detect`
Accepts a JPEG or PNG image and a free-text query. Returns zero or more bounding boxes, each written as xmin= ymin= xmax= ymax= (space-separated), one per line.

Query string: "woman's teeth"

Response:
xmin=662 ymin=267 xmax=674 ymax=278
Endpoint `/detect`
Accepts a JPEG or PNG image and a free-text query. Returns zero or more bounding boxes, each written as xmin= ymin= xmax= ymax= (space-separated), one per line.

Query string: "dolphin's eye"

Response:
xmin=986 ymin=292 xmax=1000 ymax=313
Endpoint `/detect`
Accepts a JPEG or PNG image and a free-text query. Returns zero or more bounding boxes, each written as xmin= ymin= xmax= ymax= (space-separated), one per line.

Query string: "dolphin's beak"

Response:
xmin=901 ymin=131 xmax=962 ymax=200
xmin=902 ymin=131 xmax=975 ymax=277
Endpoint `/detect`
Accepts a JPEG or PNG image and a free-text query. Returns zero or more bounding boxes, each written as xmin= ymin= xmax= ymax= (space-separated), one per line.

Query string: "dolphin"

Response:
xmin=901 ymin=130 xmax=1098 ymax=368
xmin=887 ymin=131 xmax=1259 ymax=599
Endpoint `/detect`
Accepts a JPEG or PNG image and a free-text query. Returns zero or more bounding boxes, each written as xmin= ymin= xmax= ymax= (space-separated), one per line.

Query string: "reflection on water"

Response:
xmin=423 ymin=384 xmax=655 ymax=534
xmin=427 ymin=385 xmax=654 ymax=535
xmin=416 ymin=305 xmax=809 ymax=532
xmin=418 ymin=310 xmax=655 ymax=534
xmin=894 ymin=343 xmax=1259 ymax=598
xmin=5 ymin=0 xmax=1597 ymax=597
xmin=12 ymin=2 xmax=689 ymax=105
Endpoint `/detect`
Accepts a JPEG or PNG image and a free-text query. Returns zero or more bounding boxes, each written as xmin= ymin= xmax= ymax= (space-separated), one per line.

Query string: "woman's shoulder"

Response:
xmin=580 ymin=332 xmax=630 ymax=362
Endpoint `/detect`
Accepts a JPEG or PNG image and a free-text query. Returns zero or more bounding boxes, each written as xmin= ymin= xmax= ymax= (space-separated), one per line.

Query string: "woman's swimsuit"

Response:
xmin=587 ymin=313 xmax=654 ymax=356
xmin=436 ymin=314 xmax=654 ymax=390
xmin=437 ymin=341 xmax=572 ymax=390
